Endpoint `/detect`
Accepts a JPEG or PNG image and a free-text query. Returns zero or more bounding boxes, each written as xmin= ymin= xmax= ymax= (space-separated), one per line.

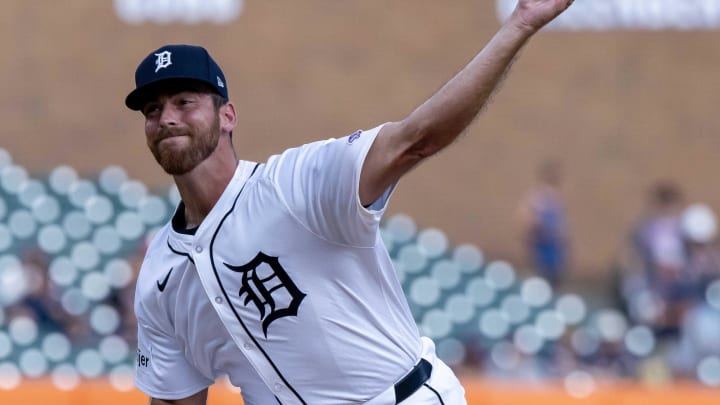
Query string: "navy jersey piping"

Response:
xmin=171 ymin=201 xmax=199 ymax=235
xmin=166 ymin=239 xmax=195 ymax=264
xmin=208 ymin=164 xmax=305 ymax=404
xmin=422 ymin=383 xmax=445 ymax=405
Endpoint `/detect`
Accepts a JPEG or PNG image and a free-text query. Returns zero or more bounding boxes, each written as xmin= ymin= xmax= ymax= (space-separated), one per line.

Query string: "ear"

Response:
xmin=219 ymin=101 xmax=238 ymax=135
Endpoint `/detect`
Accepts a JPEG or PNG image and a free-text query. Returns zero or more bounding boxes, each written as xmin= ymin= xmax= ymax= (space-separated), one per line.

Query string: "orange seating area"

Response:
xmin=1 ymin=379 xmax=718 ymax=405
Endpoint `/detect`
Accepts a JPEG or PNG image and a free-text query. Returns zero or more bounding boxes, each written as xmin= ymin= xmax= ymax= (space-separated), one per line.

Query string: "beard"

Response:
xmin=150 ymin=116 xmax=221 ymax=176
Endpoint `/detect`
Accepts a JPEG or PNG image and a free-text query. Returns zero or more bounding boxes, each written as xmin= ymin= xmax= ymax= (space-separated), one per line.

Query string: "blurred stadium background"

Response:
xmin=2 ymin=0 xmax=720 ymax=403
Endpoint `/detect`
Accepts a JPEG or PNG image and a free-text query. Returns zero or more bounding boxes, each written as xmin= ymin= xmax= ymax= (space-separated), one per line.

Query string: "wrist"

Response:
xmin=503 ymin=13 xmax=539 ymax=41
xmin=506 ymin=10 xmax=544 ymax=37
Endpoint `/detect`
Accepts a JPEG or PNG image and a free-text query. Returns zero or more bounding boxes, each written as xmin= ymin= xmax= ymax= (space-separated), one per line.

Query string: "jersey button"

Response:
xmin=273 ymin=383 xmax=283 ymax=393
xmin=214 ymin=296 xmax=223 ymax=304
xmin=195 ymin=246 xmax=203 ymax=253
xmin=243 ymin=343 xmax=252 ymax=350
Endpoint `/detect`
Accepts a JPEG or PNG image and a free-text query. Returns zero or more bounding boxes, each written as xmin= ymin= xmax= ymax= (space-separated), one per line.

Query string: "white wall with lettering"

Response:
xmin=497 ymin=0 xmax=720 ymax=30
xmin=114 ymin=0 xmax=245 ymax=24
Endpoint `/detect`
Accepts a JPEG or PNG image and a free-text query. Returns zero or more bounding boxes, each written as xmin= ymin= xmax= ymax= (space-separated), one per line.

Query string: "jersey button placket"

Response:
xmin=193 ymin=244 xmax=225 ymax=307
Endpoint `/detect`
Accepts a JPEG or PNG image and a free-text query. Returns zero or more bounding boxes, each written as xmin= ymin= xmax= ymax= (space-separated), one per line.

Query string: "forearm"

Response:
xmin=402 ymin=19 xmax=536 ymax=157
xmin=359 ymin=0 xmax=572 ymax=204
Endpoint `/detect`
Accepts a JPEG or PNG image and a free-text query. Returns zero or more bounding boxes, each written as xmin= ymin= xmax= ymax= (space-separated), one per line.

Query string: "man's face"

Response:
xmin=142 ymin=91 xmax=221 ymax=175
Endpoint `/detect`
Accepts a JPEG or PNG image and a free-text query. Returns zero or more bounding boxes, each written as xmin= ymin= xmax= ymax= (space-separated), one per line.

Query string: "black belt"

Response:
xmin=393 ymin=358 xmax=432 ymax=404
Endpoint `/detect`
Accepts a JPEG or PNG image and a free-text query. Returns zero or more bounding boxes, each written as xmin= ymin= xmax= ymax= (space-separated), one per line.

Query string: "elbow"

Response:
xmin=407 ymin=142 xmax=436 ymax=162
xmin=398 ymin=119 xmax=445 ymax=162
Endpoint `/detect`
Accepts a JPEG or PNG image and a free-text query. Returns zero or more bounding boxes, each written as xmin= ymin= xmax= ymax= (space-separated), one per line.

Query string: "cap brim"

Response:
xmin=125 ymin=77 xmax=223 ymax=111
xmin=125 ymin=87 xmax=150 ymax=111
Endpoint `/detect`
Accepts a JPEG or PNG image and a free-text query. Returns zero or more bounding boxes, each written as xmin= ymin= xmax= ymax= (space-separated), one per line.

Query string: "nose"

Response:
xmin=159 ymin=103 xmax=180 ymax=128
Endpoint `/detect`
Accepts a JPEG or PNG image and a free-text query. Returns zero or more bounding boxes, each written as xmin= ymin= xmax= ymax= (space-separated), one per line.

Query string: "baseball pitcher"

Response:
xmin=126 ymin=1 xmax=574 ymax=403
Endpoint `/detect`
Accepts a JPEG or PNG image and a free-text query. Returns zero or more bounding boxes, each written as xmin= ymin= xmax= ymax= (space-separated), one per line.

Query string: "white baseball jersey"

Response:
xmin=134 ymin=125 xmax=466 ymax=404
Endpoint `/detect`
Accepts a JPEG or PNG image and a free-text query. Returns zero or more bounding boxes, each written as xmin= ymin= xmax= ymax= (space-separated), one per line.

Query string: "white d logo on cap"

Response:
xmin=154 ymin=51 xmax=173 ymax=73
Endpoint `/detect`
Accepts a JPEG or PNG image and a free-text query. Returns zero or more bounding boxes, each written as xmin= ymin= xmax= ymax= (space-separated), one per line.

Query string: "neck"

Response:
xmin=173 ymin=138 xmax=238 ymax=228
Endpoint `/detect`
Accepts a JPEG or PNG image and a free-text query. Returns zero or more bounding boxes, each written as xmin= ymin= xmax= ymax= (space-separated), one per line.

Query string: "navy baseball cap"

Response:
xmin=125 ymin=44 xmax=228 ymax=111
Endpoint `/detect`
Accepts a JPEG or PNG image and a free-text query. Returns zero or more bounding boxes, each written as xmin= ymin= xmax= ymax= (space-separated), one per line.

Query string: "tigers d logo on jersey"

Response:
xmin=224 ymin=252 xmax=306 ymax=337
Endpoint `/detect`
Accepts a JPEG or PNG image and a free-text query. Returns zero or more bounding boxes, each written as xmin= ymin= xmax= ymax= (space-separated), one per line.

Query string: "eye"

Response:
xmin=143 ymin=104 xmax=161 ymax=117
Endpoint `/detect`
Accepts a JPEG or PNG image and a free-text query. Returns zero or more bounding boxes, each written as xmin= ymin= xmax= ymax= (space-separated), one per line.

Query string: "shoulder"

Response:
xmin=258 ymin=139 xmax=335 ymax=177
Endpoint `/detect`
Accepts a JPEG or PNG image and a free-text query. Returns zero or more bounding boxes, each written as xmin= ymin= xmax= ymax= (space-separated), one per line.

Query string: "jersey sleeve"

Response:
xmin=134 ymin=303 xmax=213 ymax=400
xmin=270 ymin=124 xmax=395 ymax=247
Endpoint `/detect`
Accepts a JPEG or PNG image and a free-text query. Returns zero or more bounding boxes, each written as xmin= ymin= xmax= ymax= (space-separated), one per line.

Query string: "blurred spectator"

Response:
xmin=631 ymin=182 xmax=686 ymax=284
xmin=7 ymin=247 xmax=93 ymax=344
xmin=680 ymin=204 xmax=720 ymax=291
xmin=667 ymin=299 xmax=720 ymax=379
xmin=664 ymin=204 xmax=720 ymax=378
xmin=622 ymin=183 xmax=720 ymax=345
xmin=8 ymin=248 xmax=65 ymax=331
xmin=622 ymin=182 xmax=687 ymax=337
xmin=517 ymin=160 xmax=569 ymax=288
xmin=10 ymin=248 xmax=65 ymax=331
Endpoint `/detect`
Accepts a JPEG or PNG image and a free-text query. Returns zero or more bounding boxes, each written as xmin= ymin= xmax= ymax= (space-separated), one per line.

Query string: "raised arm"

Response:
xmin=360 ymin=0 xmax=574 ymax=205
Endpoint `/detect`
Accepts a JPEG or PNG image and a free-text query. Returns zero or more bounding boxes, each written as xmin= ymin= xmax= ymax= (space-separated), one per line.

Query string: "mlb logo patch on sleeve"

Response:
xmin=347 ymin=130 xmax=362 ymax=144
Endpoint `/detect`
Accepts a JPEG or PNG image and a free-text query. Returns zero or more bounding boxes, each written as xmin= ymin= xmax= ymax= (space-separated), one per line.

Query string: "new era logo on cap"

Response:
xmin=125 ymin=44 xmax=229 ymax=110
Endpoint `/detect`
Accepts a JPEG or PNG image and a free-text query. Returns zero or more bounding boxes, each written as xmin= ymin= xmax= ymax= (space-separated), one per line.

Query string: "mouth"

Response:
xmin=155 ymin=134 xmax=187 ymax=146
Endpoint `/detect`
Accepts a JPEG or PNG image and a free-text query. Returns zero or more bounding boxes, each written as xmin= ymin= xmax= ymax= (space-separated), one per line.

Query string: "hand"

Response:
xmin=510 ymin=0 xmax=574 ymax=33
